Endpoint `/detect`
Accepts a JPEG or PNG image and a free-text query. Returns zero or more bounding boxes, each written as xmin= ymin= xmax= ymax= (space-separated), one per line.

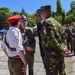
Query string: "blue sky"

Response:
xmin=0 ymin=0 xmax=72 ymax=14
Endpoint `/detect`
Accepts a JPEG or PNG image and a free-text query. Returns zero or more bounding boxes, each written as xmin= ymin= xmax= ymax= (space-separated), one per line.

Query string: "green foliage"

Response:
xmin=66 ymin=8 xmax=75 ymax=16
xmin=0 ymin=7 xmax=10 ymax=13
xmin=0 ymin=0 xmax=75 ymax=29
xmin=70 ymin=0 xmax=75 ymax=9
xmin=56 ymin=0 xmax=63 ymax=15
xmin=55 ymin=0 xmax=66 ymax=25
xmin=52 ymin=11 xmax=57 ymax=17
xmin=12 ymin=11 xmax=20 ymax=15
xmin=62 ymin=10 xmax=66 ymax=24
xmin=28 ymin=14 xmax=36 ymax=27
xmin=66 ymin=9 xmax=75 ymax=24
xmin=54 ymin=15 xmax=63 ymax=24
xmin=0 ymin=7 xmax=12 ymax=30
xmin=65 ymin=0 xmax=75 ymax=24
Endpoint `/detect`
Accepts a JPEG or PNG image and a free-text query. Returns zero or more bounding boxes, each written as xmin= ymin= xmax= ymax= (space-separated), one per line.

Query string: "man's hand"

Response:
xmin=22 ymin=64 xmax=27 ymax=73
xmin=62 ymin=48 xmax=71 ymax=56
xmin=26 ymin=46 xmax=35 ymax=51
xmin=72 ymin=37 xmax=75 ymax=40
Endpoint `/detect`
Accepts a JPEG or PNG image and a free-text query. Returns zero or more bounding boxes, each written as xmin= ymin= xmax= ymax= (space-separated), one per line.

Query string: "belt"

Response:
xmin=9 ymin=55 xmax=20 ymax=59
xmin=10 ymin=48 xmax=16 ymax=51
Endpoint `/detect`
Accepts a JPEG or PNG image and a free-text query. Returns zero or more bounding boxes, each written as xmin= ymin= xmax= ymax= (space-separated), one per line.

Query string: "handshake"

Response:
xmin=62 ymin=48 xmax=71 ymax=56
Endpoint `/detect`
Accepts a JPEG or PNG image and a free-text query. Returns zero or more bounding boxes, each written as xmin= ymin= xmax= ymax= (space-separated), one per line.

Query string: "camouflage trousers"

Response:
xmin=44 ymin=51 xmax=66 ymax=75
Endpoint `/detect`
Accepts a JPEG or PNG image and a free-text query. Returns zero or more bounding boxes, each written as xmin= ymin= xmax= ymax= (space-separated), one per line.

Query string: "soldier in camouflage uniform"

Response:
xmin=64 ymin=24 xmax=72 ymax=53
xmin=71 ymin=23 xmax=75 ymax=55
xmin=20 ymin=14 xmax=36 ymax=75
xmin=40 ymin=5 xmax=70 ymax=75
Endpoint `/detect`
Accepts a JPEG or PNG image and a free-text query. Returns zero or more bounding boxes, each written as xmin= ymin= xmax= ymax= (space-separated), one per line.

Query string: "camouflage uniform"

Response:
xmin=20 ymin=26 xmax=35 ymax=75
xmin=71 ymin=26 xmax=75 ymax=55
xmin=40 ymin=17 xmax=66 ymax=75
xmin=65 ymin=25 xmax=72 ymax=52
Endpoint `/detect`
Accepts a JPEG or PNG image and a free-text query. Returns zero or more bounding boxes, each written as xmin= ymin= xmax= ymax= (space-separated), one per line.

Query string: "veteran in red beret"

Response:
xmin=1 ymin=14 xmax=27 ymax=75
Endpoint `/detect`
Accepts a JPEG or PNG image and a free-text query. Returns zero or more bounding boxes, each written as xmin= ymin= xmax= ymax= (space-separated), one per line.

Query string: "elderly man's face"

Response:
xmin=20 ymin=20 xmax=28 ymax=28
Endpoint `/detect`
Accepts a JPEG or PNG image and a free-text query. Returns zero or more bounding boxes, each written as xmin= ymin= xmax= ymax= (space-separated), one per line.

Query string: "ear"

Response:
xmin=50 ymin=10 xmax=52 ymax=16
xmin=47 ymin=10 xmax=51 ymax=16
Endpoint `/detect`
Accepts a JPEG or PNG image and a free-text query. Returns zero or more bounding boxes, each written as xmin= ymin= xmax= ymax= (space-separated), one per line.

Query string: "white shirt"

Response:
xmin=1 ymin=27 xmax=25 ymax=57
xmin=41 ymin=20 xmax=44 ymax=24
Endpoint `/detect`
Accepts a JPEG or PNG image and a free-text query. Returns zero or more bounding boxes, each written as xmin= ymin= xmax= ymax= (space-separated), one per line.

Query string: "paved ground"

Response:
xmin=0 ymin=37 xmax=75 ymax=75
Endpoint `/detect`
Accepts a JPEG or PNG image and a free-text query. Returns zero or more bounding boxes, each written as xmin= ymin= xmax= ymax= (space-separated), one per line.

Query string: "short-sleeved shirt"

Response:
xmin=1 ymin=26 xmax=25 ymax=57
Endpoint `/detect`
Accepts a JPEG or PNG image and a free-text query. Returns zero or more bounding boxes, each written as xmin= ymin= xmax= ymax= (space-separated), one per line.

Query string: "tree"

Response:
xmin=66 ymin=14 xmax=75 ymax=24
xmin=56 ymin=0 xmax=63 ymax=15
xmin=62 ymin=10 xmax=66 ymax=24
xmin=54 ymin=15 xmax=63 ymax=24
xmin=52 ymin=11 xmax=57 ymax=17
xmin=0 ymin=7 xmax=12 ymax=30
xmin=12 ymin=11 xmax=20 ymax=15
xmin=55 ymin=0 xmax=66 ymax=25
xmin=28 ymin=13 xmax=36 ymax=27
xmin=65 ymin=0 xmax=75 ymax=24
xmin=70 ymin=0 xmax=75 ymax=9
xmin=66 ymin=9 xmax=75 ymax=24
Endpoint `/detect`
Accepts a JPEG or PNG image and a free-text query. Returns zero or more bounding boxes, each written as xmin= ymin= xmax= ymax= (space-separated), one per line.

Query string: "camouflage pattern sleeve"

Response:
xmin=40 ymin=18 xmax=63 ymax=53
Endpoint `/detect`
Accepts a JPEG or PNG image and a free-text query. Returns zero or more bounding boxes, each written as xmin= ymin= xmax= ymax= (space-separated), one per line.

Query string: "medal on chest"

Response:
xmin=43 ymin=26 xmax=47 ymax=34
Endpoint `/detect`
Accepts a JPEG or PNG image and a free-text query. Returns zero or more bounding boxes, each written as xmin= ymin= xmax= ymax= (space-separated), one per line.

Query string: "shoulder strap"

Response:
xmin=4 ymin=35 xmax=16 ymax=51
xmin=4 ymin=34 xmax=11 ymax=49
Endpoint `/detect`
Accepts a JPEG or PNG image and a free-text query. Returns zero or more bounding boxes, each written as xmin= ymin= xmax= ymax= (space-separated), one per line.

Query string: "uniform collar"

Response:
xmin=22 ymin=26 xmax=28 ymax=30
xmin=41 ymin=20 xmax=44 ymax=24
xmin=9 ymin=26 xmax=17 ymax=29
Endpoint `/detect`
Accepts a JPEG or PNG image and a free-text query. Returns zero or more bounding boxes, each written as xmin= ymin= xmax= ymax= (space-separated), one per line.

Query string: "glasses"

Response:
xmin=22 ymin=20 xmax=27 ymax=22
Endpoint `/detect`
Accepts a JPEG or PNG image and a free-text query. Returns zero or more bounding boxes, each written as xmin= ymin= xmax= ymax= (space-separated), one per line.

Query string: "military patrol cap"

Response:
xmin=35 ymin=9 xmax=41 ymax=16
xmin=7 ymin=15 xmax=21 ymax=23
xmin=41 ymin=5 xmax=51 ymax=11
xmin=20 ymin=14 xmax=27 ymax=21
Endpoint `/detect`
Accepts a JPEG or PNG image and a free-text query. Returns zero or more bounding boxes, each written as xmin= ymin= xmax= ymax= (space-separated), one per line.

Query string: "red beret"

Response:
xmin=7 ymin=15 xmax=21 ymax=23
xmin=66 ymin=24 xmax=69 ymax=27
